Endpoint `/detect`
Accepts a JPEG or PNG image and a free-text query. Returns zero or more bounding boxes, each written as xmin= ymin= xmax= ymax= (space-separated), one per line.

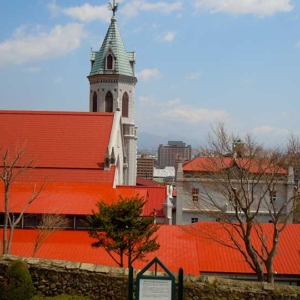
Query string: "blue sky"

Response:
xmin=0 ymin=0 xmax=300 ymax=148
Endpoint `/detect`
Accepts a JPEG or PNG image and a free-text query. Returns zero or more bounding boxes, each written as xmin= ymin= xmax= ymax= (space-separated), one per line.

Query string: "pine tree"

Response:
xmin=87 ymin=196 xmax=160 ymax=267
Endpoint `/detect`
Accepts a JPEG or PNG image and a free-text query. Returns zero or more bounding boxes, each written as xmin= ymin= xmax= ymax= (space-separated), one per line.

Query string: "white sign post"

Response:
xmin=135 ymin=257 xmax=177 ymax=300
xmin=139 ymin=279 xmax=172 ymax=300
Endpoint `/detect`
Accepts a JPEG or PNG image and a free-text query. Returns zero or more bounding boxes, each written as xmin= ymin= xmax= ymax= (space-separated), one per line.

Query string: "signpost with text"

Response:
xmin=128 ymin=257 xmax=183 ymax=300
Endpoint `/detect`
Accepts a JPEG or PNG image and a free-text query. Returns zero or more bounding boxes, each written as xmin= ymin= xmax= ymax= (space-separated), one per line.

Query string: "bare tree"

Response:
xmin=0 ymin=147 xmax=46 ymax=254
xmin=286 ymin=133 xmax=300 ymax=169
xmin=33 ymin=213 xmax=69 ymax=257
xmin=285 ymin=133 xmax=300 ymax=224
xmin=179 ymin=124 xmax=297 ymax=283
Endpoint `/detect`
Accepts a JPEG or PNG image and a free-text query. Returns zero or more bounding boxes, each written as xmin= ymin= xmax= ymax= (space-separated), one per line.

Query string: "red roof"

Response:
xmin=0 ymin=110 xmax=114 ymax=182
xmin=0 ymin=182 xmax=165 ymax=217
xmin=2 ymin=223 xmax=300 ymax=276
xmin=187 ymin=222 xmax=300 ymax=275
xmin=117 ymin=185 xmax=167 ymax=217
xmin=0 ymin=182 xmax=139 ymax=215
xmin=136 ymin=177 xmax=164 ymax=187
xmin=183 ymin=157 xmax=287 ymax=175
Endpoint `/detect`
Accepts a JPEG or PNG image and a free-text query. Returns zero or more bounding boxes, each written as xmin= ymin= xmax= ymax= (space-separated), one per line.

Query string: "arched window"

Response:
xmin=105 ymin=91 xmax=113 ymax=112
xmin=107 ymin=54 xmax=113 ymax=70
xmin=92 ymin=92 xmax=98 ymax=112
xmin=122 ymin=92 xmax=129 ymax=117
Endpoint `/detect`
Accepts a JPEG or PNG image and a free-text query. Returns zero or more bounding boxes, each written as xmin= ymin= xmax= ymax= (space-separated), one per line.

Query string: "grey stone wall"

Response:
xmin=0 ymin=255 xmax=300 ymax=300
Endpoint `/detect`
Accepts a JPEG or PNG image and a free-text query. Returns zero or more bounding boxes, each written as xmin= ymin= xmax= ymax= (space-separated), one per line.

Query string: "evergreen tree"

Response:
xmin=87 ymin=196 xmax=160 ymax=267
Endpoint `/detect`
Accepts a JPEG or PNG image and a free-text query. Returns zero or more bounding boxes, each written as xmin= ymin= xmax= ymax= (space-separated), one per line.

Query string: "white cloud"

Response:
xmin=252 ymin=125 xmax=289 ymax=136
xmin=121 ymin=0 xmax=182 ymax=18
xmin=241 ymin=79 xmax=252 ymax=86
xmin=194 ymin=0 xmax=293 ymax=17
xmin=163 ymin=31 xmax=176 ymax=42
xmin=24 ymin=66 xmax=42 ymax=73
xmin=251 ymin=125 xmax=291 ymax=145
xmin=166 ymin=98 xmax=181 ymax=106
xmin=185 ymin=72 xmax=201 ymax=80
xmin=48 ymin=0 xmax=60 ymax=17
xmin=136 ymin=68 xmax=162 ymax=81
xmin=141 ymin=1 xmax=183 ymax=13
xmin=54 ymin=76 xmax=64 ymax=84
xmin=160 ymin=106 xmax=229 ymax=123
xmin=63 ymin=3 xmax=111 ymax=23
xmin=48 ymin=1 xmax=110 ymax=23
xmin=138 ymin=95 xmax=158 ymax=107
xmin=0 ymin=23 xmax=84 ymax=68
xmin=139 ymin=95 xmax=155 ymax=103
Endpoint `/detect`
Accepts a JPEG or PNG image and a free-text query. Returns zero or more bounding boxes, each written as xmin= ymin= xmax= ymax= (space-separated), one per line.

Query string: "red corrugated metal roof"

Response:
xmin=117 ymin=185 xmax=167 ymax=217
xmin=136 ymin=177 xmax=164 ymax=187
xmin=183 ymin=157 xmax=287 ymax=175
xmin=0 ymin=110 xmax=113 ymax=170
xmin=183 ymin=222 xmax=300 ymax=275
xmin=2 ymin=223 xmax=299 ymax=276
xmin=0 ymin=182 xmax=148 ymax=215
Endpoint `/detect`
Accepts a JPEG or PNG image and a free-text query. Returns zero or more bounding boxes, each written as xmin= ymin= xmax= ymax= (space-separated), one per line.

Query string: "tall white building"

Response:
xmin=87 ymin=5 xmax=138 ymax=185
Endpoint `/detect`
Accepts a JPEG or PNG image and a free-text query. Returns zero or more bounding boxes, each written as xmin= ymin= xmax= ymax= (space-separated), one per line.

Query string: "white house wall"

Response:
xmin=176 ymin=177 xmax=293 ymax=225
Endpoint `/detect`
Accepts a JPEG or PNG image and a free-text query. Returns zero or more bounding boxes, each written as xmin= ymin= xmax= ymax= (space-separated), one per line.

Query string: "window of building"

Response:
xmin=92 ymin=92 xmax=97 ymax=112
xmin=192 ymin=188 xmax=199 ymax=202
xmin=105 ymin=91 xmax=113 ymax=112
xmin=191 ymin=217 xmax=198 ymax=223
xmin=24 ymin=214 xmax=40 ymax=228
xmin=270 ymin=191 xmax=277 ymax=203
xmin=75 ymin=216 xmax=88 ymax=229
xmin=107 ymin=54 xmax=113 ymax=70
xmin=122 ymin=92 xmax=129 ymax=117
xmin=65 ymin=216 xmax=74 ymax=229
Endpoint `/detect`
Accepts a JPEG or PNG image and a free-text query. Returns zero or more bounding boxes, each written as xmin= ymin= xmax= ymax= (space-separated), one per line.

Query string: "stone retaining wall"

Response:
xmin=0 ymin=255 xmax=300 ymax=300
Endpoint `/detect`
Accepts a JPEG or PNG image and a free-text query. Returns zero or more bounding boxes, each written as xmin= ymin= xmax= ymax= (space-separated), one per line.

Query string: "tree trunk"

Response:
xmin=255 ymin=266 xmax=265 ymax=282
xmin=120 ymin=249 xmax=123 ymax=267
xmin=265 ymin=257 xmax=275 ymax=283
xmin=128 ymin=241 xmax=132 ymax=268
xmin=244 ymin=227 xmax=265 ymax=282
xmin=7 ymin=226 xmax=14 ymax=254
xmin=3 ymin=188 xmax=9 ymax=254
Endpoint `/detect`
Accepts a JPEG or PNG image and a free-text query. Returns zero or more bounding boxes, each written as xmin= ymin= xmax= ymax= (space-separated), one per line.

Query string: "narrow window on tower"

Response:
xmin=107 ymin=54 xmax=113 ymax=70
xmin=105 ymin=91 xmax=113 ymax=112
xmin=92 ymin=92 xmax=98 ymax=112
xmin=122 ymin=92 xmax=129 ymax=117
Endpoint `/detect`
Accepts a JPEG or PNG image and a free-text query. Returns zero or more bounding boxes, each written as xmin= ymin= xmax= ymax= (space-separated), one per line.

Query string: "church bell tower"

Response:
xmin=87 ymin=1 xmax=137 ymax=185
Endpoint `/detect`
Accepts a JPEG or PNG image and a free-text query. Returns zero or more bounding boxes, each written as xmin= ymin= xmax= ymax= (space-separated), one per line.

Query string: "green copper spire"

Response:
xmin=89 ymin=2 xmax=135 ymax=77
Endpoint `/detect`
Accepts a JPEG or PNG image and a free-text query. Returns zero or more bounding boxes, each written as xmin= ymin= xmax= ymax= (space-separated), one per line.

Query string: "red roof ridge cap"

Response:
xmin=0 ymin=110 xmax=114 ymax=117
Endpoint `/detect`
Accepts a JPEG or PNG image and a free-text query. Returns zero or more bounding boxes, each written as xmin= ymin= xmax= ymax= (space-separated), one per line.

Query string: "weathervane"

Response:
xmin=108 ymin=0 xmax=118 ymax=17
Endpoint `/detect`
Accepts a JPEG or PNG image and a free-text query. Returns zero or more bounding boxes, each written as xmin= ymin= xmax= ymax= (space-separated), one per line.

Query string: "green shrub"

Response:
xmin=0 ymin=260 xmax=35 ymax=300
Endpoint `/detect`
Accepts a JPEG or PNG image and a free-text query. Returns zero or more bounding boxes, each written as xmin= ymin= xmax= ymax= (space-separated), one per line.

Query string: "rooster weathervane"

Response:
xmin=108 ymin=0 xmax=118 ymax=17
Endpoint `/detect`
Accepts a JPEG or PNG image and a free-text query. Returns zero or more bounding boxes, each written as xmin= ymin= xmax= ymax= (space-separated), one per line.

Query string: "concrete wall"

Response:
xmin=1 ymin=255 xmax=299 ymax=300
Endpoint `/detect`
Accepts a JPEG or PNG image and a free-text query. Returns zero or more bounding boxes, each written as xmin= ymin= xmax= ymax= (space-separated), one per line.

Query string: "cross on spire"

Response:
xmin=108 ymin=0 xmax=118 ymax=17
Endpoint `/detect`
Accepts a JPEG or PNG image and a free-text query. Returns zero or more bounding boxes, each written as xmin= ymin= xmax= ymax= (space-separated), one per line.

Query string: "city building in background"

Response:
xmin=158 ymin=141 xmax=192 ymax=168
xmin=153 ymin=166 xmax=175 ymax=184
xmin=137 ymin=154 xmax=155 ymax=180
